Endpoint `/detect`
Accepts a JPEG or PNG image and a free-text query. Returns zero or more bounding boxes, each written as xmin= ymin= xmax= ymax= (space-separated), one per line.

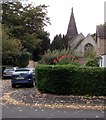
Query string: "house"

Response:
xmin=96 ymin=25 xmax=106 ymax=67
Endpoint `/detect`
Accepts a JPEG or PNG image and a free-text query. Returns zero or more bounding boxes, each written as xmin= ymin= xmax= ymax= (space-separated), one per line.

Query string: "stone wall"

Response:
xmin=75 ymin=34 xmax=96 ymax=57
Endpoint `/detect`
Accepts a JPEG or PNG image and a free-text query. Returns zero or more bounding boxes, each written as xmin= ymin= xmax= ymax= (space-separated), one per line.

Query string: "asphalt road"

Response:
xmin=1 ymin=80 xmax=105 ymax=119
xmin=2 ymin=104 xmax=105 ymax=119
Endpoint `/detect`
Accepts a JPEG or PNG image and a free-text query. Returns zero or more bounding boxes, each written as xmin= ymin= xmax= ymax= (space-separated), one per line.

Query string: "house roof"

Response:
xmin=96 ymin=25 xmax=106 ymax=39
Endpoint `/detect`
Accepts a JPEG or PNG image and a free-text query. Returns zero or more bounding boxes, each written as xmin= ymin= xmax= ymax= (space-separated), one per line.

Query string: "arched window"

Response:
xmin=84 ymin=43 xmax=95 ymax=58
xmin=84 ymin=43 xmax=94 ymax=51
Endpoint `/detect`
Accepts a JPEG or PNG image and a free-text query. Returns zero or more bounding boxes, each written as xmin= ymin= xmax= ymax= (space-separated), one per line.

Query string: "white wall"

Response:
xmin=99 ymin=55 xmax=106 ymax=67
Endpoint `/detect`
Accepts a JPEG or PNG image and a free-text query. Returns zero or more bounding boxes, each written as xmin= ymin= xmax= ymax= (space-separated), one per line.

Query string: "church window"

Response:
xmin=84 ymin=43 xmax=95 ymax=58
xmin=84 ymin=43 xmax=94 ymax=51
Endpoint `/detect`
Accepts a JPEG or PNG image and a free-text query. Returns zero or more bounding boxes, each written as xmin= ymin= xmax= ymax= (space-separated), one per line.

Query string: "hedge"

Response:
xmin=35 ymin=65 xmax=106 ymax=96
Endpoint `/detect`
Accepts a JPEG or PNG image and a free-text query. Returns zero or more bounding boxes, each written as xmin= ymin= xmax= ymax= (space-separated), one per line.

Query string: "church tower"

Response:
xmin=66 ymin=8 xmax=78 ymax=39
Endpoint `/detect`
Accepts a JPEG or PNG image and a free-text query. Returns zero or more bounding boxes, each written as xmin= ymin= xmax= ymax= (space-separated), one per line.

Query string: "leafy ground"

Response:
xmin=1 ymin=80 xmax=105 ymax=110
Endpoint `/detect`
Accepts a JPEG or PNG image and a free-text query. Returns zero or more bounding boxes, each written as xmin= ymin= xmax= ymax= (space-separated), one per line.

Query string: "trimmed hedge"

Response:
xmin=35 ymin=65 xmax=106 ymax=96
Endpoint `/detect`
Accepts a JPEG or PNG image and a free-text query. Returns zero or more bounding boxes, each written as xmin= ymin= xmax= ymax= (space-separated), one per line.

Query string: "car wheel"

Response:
xmin=12 ymin=84 xmax=16 ymax=88
xmin=30 ymin=82 xmax=34 ymax=87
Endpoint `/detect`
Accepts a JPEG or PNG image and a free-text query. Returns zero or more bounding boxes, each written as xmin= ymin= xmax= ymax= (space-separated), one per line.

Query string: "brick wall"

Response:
xmin=96 ymin=38 xmax=106 ymax=56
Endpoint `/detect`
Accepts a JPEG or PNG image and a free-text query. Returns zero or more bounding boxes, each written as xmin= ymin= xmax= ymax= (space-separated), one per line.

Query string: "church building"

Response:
xmin=67 ymin=8 xmax=96 ymax=58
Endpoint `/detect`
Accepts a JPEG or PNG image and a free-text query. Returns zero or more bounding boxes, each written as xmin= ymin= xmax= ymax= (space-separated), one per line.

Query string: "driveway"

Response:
xmin=1 ymin=80 xmax=105 ymax=119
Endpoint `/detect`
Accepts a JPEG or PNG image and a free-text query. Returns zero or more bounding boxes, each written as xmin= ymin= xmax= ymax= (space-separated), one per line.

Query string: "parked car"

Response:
xmin=29 ymin=68 xmax=35 ymax=78
xmin=2 ymin=66 xmax=18 ymax=79
xmin=2 ymin=68 xmax=14 ymax=79
xmin=11 ymin=68 xmax=35 ymax=88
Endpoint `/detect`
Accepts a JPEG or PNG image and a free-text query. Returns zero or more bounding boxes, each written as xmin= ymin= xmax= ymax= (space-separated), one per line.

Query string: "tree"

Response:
xmin=2 ymin=25 xmax=31 ymax=67
xmin=2 ymin=25 xmax=22 ymax=65
xmin=50 ymin=34 xmax=63 ymax=50
xmin=17 ymin=50 xmax=31 ymax=67
xmin=2 ymin=2 xmax=50 ymax=62
xmin=50 ymin=34 xmax=69 ymax=50
xmin=62 ymin=35 xmax=69 ymax=49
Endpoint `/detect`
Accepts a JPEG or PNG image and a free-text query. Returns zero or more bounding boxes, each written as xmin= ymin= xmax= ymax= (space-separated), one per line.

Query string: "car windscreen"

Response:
xmin=14 ymin=69 xmax=30 ymax=74
xmin=4 ymin=69 xmax=14 ymax=72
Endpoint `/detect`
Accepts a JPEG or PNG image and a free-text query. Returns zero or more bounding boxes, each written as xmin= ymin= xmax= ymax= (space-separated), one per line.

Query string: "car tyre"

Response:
xmin=30 ymin=82 xmax=34 ymax=87
xmin=12 ymin=84 xmax=16 ymax=88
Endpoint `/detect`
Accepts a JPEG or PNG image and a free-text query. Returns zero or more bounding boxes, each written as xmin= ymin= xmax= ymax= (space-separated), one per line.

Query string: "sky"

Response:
xmin=23 ymin=0 xmax=105 ymax=41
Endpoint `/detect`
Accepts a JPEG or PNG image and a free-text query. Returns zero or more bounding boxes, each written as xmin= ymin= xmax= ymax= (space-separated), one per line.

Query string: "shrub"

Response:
xmin=39 ymin=49 xmax=80 ymax=65
xmin=17 ymin=51 xmax=31 ymax=67
xmin=86 ymin=59 xmax=99 ymax=67
xmin=35 ymin=65 xmax=106 ymax=96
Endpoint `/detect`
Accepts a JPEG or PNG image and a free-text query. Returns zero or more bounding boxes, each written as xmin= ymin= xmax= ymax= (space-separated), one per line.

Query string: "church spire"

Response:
xmin=71 ymin=7 xmax=73 ymax=13
xmin=67 ymin=7 xmax=78 ymax=38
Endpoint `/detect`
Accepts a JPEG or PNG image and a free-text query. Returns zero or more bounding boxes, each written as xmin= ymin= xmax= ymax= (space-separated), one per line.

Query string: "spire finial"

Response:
xmin=72 ymin=7 xmax=73 ymax=13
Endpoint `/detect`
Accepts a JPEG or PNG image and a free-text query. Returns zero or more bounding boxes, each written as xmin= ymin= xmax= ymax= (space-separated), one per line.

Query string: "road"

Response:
xmin=2 ymin=104 xmax=105 ymax=119
xmin=1 ymin=80 xmax=105 ymax=119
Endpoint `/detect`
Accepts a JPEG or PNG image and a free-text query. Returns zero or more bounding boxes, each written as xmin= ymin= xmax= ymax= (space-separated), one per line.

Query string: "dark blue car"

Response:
xmin=11 ymin=68 xmax=35 ymax=88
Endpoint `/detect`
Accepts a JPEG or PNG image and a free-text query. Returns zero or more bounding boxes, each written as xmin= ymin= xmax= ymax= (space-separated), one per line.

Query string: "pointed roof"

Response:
xmin=68 ymin=33 xmax=85 ymax=49
xmin=67 ymin=8 xmax=78 ymax=39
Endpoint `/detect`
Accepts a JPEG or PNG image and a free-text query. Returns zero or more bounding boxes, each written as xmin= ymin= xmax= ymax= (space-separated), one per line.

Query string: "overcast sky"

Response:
xmin=24 ymin=0 xmax=105 ymax=41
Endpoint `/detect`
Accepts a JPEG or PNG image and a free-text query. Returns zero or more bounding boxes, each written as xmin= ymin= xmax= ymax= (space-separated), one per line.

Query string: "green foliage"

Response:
xmin=2 ymin=25 xmax=31 ymax=67
xmin=2 ymin=25 xmax=22 ymax=65
xmin=32 ymin=31 xmax=50 ymax=61
xmin=36 ymin=65 xmax=106 ymax=96
xmin=84 ymin=49 xmax=96 ymax=59
xmin=17 ymin=51 xmax=31 ymax=68
xmin=50 ymin=34 xmax=63 ymax=50
xmin=86 ymin=59 xmax=99 ymax=67
xmin=22 ymin=33 xmax=41 ymax=53
xmin=2 ymin=2 xmax=50 ymax=62
xmin=50 ymin=34 xmax=69 ymax=50
xmin=39 ymin=49 xmax=80 ymax=65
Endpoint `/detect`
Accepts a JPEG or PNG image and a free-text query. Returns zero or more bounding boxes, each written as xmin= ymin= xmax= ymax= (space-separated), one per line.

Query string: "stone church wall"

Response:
xmin=75 ymin=35 xmax=96 ymax=57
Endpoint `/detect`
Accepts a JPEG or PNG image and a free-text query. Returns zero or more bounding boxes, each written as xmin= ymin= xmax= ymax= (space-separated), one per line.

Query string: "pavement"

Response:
xmin=1 ymin=80 xmax=106 ymax=119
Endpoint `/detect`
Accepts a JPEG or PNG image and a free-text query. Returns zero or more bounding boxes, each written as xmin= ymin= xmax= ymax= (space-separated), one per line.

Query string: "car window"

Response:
xmin=4 ymin=69 xmax=14 ymax=72
xmin=15 ymin=69 xmax=29 ymax=72
xmin=14 ymin=69 xmax=30 ymax=74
